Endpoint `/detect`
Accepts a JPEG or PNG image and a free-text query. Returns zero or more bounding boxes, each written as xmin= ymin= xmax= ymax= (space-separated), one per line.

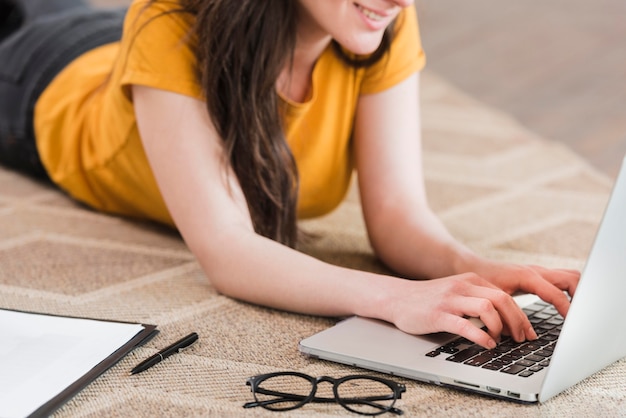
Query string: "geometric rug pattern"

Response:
xmin=1 ymin=71 xmax=623 ymax=416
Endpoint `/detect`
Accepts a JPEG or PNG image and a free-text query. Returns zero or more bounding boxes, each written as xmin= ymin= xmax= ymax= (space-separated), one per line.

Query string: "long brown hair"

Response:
xmin=159 ymin=0 xmax=396 ymax=247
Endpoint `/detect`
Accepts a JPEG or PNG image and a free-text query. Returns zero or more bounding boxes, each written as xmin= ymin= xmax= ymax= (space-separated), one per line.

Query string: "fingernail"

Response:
xmin=527 ymin=326 xmax=538 ymax=340
xmin=487 ymin=339 xmax=497 ymax=349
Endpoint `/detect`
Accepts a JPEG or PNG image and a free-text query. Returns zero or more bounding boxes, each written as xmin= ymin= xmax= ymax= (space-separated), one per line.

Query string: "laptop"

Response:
xmin=299 ymin=155 xmax=626 ymax=403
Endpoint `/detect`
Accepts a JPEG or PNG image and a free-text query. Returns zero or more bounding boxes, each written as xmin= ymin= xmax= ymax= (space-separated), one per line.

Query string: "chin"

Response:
xmin=337 ymin=33 xmax=386 ymax=56
xmin=340 ymin=43 xmax=383 ymax=57
xmin=348 ymin=44 xmax=381 ymax=56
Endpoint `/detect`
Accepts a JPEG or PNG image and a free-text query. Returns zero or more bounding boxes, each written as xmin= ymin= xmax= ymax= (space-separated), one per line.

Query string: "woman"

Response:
xmin=0 ymin=0 xmax=578 ymax=349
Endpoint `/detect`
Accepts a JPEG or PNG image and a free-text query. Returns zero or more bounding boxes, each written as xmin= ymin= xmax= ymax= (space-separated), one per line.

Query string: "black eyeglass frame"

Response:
xmin=243 ymin=371 xmax=406 ymax=416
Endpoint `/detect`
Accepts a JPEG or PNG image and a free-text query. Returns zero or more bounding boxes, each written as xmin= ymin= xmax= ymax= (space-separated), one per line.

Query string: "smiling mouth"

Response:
xmin=355 ymin=4 xmax=386 ymax=22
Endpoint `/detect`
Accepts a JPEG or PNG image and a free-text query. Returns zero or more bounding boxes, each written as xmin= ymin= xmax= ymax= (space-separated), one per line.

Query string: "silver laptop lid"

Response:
xmin=539 ymin=156 xmax=626 ymax=401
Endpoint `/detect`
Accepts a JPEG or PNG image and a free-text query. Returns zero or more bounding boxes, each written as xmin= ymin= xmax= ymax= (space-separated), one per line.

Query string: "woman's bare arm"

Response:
xmin=354 ymin=73 xmax=579 ymax=324
xmin=132 ymin=85 xmax=395 ymax=315
xmin=132 ymin=84 xmax=571 ymax=349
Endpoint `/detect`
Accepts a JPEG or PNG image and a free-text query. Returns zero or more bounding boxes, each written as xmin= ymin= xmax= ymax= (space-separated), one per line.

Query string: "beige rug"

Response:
xmin=0 ymin=71 xmax=622 ymax=417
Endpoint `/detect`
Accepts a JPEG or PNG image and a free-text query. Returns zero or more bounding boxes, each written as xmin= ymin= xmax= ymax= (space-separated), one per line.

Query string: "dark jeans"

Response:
xmin=0 ymin=0 xmax=125 ymax=179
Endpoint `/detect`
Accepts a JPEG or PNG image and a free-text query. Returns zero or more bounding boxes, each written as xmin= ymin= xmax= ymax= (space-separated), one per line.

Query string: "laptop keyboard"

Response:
xmin=425 ymin=300 xmax=563 ymax=378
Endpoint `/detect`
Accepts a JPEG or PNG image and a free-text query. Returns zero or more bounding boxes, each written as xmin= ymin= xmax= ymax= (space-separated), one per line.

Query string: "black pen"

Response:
xmin=130 ymin=332 xmax=199 ymax=375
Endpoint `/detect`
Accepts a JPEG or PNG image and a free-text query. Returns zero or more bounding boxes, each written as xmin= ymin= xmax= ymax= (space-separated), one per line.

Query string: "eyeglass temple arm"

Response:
xmin=249 ymin=387 xmax=398 ymax=402
xmin=243 ymin=398 xmax=403 ymax=416
xmin=244 ymin=389 xmax=403 ymax=415
xmin=243 ymin=387 xmax=336 ymax=408
xmin=339 ymin=397 xmax=404 ymax=415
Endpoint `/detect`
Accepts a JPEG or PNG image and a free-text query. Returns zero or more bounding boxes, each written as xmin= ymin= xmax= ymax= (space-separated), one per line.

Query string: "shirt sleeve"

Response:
xmin=118 ymin=0 xmax=203 ymax=100
xmin=359 ymin=5 xmax=426 ymax=95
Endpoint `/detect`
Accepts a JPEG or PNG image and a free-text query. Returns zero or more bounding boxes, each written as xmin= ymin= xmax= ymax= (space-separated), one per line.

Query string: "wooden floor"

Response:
xmin=92 ymin=0 xmax=626 ymax=179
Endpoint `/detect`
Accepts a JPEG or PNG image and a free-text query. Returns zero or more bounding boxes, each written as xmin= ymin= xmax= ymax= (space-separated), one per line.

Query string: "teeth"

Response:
xmin=357 ymin=4 xmax=385 ymax=21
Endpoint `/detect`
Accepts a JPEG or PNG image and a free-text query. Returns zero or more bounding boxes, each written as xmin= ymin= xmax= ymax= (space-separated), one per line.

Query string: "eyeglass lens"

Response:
xmin=336 ymin=376 xmax=397 ymax=415
xmin=253 ymin=373 xmax=313 ymax=410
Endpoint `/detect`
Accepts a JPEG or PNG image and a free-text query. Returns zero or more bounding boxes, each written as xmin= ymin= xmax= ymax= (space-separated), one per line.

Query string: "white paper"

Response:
xmin=0 ymin=309 xmax=145 ymax=418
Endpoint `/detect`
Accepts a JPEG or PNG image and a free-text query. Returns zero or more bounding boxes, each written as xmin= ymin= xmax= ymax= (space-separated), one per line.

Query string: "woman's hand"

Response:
xmin=462 ymin=258 xmax=580 ymax=318
xmin=387 ymin=273 xmax=539 ymax=349
xmin=385 ymin=260 xmax=580 ymax=349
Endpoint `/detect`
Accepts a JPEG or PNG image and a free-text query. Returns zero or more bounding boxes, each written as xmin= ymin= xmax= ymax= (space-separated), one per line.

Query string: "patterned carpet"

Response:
xmin=1 ymin=71 xmax=623 ymax=417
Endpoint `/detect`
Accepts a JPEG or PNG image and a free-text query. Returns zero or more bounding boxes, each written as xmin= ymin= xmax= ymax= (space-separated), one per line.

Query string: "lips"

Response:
xmin=355 ymin=3 xmax=386 ymax=22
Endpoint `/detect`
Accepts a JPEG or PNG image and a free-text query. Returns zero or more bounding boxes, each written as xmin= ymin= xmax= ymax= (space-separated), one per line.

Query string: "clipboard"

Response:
xmin=0 ymin=308 xmax=158 ymax=418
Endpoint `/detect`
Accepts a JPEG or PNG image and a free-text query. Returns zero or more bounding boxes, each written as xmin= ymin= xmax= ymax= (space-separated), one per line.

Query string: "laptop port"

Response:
xmin=507 ymin=391 xmax=521 ymax=399
xmin=453 ymin=380 xmax=480 ymax=389
xmin=486 ymin=386 xmax=501 ymax=394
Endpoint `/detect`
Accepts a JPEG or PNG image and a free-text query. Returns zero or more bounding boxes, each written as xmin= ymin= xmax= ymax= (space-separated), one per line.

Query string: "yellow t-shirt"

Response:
xmin=34 ymin=0 xmax=425 ymax=227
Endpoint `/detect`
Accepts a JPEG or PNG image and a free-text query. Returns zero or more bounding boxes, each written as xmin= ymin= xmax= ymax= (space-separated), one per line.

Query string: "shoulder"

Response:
xmin=119 ymin=0 xmax=202 ymax=99
xmin=124 ymin=0 xmax=194 ymax=36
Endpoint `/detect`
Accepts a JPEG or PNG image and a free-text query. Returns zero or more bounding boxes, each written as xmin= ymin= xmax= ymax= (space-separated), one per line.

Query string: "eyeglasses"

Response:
xmin=243 ymin=371 xmax=406 ymax=415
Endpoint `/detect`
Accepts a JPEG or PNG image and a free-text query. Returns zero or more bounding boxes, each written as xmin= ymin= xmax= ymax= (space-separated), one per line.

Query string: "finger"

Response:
xmin=450 ymin=296 xmax=504 ymax=343
xmin=529 ymin=265 xmax=580 ymax=297
xmin=540 ymin=288 xmax=572 ymax=318
xmin=439 ymin=314 xmax=497 ymax=349
xmin=532 ymin=267 xmax=579 ymax=275
xmin=554 ymin=268 xmax=580 ymax=275
xmin=462 ymin=283 xmax=536 ymax=343
xmin=521 ymin=268 xmax=578 ymax=317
